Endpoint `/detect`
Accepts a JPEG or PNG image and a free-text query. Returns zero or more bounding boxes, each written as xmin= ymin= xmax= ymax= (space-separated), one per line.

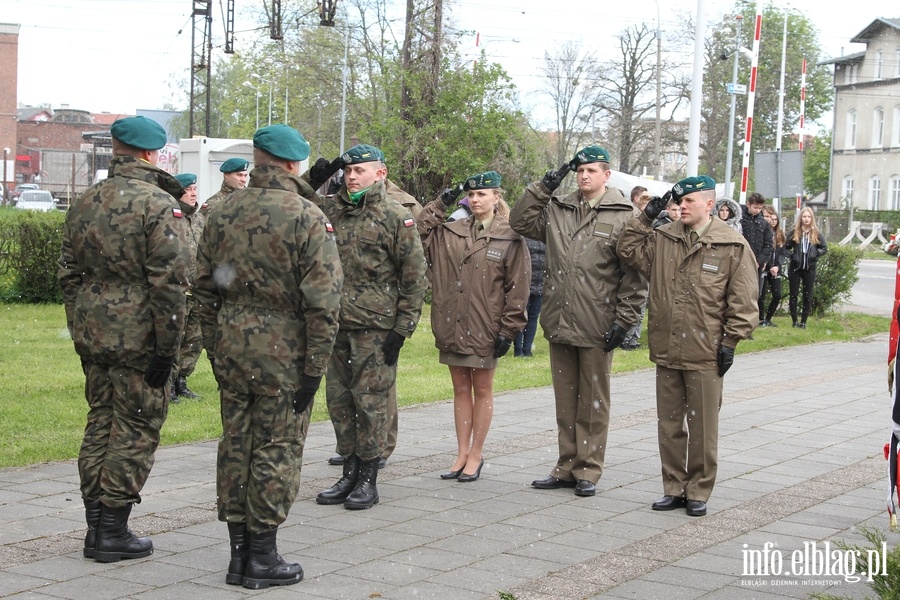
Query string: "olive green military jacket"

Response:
xmin=306 ymin=177 xmax=428 ymax=338
xmin=194 ymin=166 xmax=343 ymax=394
xmin=510 ymin=181 xmax=648 ymax=348
xmin=177 ymin=198 xmax=206 ymax=285
xmin=58 ymin=155 xmax=192 ymax=367
xmin=418 ymin=198 xmax=530 ymax=357
xmin=617 ymin=213 xmax=759 ymax=370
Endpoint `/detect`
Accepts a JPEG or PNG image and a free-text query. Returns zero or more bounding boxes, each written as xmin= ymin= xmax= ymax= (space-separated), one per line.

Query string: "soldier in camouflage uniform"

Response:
xmin=200 ymin=157 xmax=249 ymax=214
xmin=171 ymin=173 xmax=205 ymax=401
xmin=327 ymin=176 xmax=422 ymax=469
xmin=58 ymin=115 xmax=192 ymax=563
xmin=304 ymin=144 xmax=428 ymax=510
xmin=195 ymin=124 xmax=343 ymax=589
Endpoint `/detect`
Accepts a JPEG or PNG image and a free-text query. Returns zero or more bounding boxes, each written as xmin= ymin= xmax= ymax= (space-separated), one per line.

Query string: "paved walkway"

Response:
xmin=1 ymin=336 xmax=897 ymax=599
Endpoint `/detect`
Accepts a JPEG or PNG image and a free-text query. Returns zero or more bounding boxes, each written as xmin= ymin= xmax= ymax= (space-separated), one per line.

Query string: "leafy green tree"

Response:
xmin=803 ymin=130 xmax=831 ymax=198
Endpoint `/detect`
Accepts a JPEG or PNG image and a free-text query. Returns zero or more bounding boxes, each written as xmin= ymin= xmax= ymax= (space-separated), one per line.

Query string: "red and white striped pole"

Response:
xmin=739 ymin=1 xmax=763 ymax=205
xmin=799 ymin=58 xmax=807 ymax=151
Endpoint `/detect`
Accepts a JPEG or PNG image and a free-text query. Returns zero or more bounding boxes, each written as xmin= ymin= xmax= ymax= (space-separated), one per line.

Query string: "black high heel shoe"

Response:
xmin=457 ymin=459 xmax=484 ymax=483
xmin=439 ymin=468 xmax=463 ymax=480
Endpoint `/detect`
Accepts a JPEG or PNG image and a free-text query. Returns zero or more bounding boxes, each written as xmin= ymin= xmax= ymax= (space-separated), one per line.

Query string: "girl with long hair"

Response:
xmin=785 ymin=206 xmax=828 ymax=328
xmin=758 ymin=206 xmax=788 ymax=327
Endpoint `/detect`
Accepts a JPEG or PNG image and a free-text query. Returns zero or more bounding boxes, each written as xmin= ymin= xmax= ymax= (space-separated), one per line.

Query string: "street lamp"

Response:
xmin=251 ymin=73 xmax=274 ymax=126
xmin=722 ymin=15 xmax=753 ymax=197
xmin=243 ymin=81 xmax=260 ymax=130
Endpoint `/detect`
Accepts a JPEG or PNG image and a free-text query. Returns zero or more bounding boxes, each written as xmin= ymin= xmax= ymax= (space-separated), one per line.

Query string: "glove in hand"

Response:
xmin=603 ymin=323 xmax=628 ymax=352
xmin=440 ymin=183 xmax=465 ymax=208
xmin=293 ymin=374 xmax=322 ymax=415
xmin=493 ymin=335 xmax=512 ymax=358
xmin=309 ymin=156 xmax=344 ymax=188
xmin=643 ymin=191 xmax=672 ymax=221
xmin=144 ymin=354 xmax=177 ymax=389
xmin=717 ymin=345 xmax=735 ymax=377
xmin=540 ymin=163 xmax=572 ymax=192
xmin=382 ymin=331 xmax=406 ymax=366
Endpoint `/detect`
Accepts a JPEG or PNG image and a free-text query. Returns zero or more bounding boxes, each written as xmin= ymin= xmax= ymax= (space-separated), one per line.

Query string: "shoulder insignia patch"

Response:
xmin=403 ymin=217 xmax=415 ymax=227
xmin=325 ymin=222 xmax=334 ymax=233
xmin=172 ymin=207 xmax=183 ymax=218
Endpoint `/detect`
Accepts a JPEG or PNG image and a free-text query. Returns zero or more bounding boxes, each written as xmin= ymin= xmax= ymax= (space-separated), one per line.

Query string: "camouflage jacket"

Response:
xmin=177 ymin=197 xmax=206 ymax=285
xmin=194 ymin=165 xmax=343 ymax=394
xmin=200 ymin=181 xmax=239 ymax=215
xmin=303 ymin=176 xmax=428 ymax=337
xmin=58 ymin=155 xmax=191 ymax=367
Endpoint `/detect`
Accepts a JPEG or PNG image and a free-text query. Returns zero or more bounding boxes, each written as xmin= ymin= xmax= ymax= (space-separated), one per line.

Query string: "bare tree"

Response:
xmin=542 ymin=42 xmax=603 ymax=166
xmin=594 ymin=24 xmax=687 ymax=175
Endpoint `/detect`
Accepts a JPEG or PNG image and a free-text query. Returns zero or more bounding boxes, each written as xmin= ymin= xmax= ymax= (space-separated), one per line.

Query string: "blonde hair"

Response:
xmin=792 ymin=206 xmax=821 ymax=245
xmin=492 ymin=188 xmax=510 ymax=219
xmin=761 ymin=205 xmax=785 ymax=248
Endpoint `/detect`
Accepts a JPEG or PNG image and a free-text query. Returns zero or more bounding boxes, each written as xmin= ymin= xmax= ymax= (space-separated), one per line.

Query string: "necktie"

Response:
xmin=690 ymin=231 xmax=699 ymax=245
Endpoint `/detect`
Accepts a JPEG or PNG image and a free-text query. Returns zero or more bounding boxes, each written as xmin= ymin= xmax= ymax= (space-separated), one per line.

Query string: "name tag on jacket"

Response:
xmin=592 ymin=223 xmax=613 ymax=239
xmin=485 ymin=247 xmax=504 ymax=262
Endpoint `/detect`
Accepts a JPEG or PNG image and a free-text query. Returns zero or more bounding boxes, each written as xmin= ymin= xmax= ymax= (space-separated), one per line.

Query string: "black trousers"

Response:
xmin=788 ymin=268 xmax=816 ymax=324
xmin=758 ymin=274 xmax=783 ymax=321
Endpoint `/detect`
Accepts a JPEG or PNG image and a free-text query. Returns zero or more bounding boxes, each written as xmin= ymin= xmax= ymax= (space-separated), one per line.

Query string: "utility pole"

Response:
xmin=724 ymin=14 xmax=744 ymax=197
xmin=189 ymin=0 xmax=212 ymax=138
xmin=654 ymin=8 xmax=662 ymax=180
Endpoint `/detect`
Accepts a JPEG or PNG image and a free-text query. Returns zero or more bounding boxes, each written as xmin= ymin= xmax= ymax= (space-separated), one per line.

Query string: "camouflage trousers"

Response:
xmin=327 ymin=329 xmax=396 ymax=462
xmin=176 ymin=295 xmax=203 ymax=378
xmin=217 ymin=388 xmax=310 ymax=533
xmin=78 ymin=362 xmax=169 ymax=507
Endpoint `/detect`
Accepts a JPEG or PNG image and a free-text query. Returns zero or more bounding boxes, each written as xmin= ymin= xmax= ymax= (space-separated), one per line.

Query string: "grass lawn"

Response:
xmin=0 ymin=303 xmax=890 ymax=468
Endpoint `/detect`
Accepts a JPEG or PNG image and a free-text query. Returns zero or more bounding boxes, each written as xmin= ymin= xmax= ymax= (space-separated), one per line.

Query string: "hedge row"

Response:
xmin=0 ymin=209 xmax=65 ymax=303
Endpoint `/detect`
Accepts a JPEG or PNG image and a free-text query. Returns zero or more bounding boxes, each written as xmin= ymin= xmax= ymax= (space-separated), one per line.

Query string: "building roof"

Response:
xmin=851 ymin=17 xmax=900 ymax=43
xmin=819 ymin=51 xmax=865 ymax=67
xmin=17 ymin=107 xmax=52 ymax=121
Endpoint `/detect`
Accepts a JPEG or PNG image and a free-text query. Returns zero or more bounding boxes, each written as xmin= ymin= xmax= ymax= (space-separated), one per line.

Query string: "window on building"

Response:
xmin=849 ymin=63 xmax=859 ymax=83
xmin=891 ymin=176 xmax=900 ymax=210
xmin=842 ymin=175 xmax=854 ymax=205
xmin=896 ymin=47 xmax=900 ymax=77
xmin=875 ymin=50 xmax=884 ymax=79
xmin=894 ymin=106 xmax=900 ymax=147
xmin=869 ymin=176 xmax=882 ymax=210
xmin=873 ymin=107 xmax=885 ymax=147
xmin=847 ymin=110 xmax=857 ymax=148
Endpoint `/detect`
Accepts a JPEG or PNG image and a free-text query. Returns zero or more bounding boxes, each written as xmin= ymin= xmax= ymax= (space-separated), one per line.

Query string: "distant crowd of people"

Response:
xmin=59 ymin=116 xmax=827 ymax=588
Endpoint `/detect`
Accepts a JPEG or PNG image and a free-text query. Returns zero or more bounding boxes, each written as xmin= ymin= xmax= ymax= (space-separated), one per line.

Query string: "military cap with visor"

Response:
xmin=341 ymin=144 xmax=385 ymax=165
xmin=671 ymin=175 xmax=716 ymax=203
xmin=219 ymin=158 xmax=250 ymax=173
xmin=252 ymin=124 xmax=311 ymax=161
xmin=569 ymin=145 xmax=611 ymax=170
xmin=110 ymin=115 xmax=168 ymax=151
xmin=463 ymin=171 xmax=502 ymax=191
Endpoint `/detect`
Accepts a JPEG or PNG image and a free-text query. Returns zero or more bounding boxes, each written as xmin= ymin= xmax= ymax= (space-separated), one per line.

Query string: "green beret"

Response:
xmin=174 ymin=173 xmax=197 ymax=188
xmin=220 ymin=158 xmax=250 ymax=173
xmin=569 ymin=145 xmax=610 ymax=169
xmin=110 ymin=116 xmax=167 ymax=150
xmin=253 ymin=124 xmax=310 ymax=161
xmin=463 ymin=171 xmax=502 ymax=191
xmin=341 ymin=144 xmax=384 ymax=165
xmin=671 ymin=175 xmax=716 ymax=202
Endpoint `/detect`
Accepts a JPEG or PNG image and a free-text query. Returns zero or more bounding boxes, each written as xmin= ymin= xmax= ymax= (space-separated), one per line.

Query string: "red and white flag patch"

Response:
xmin=403 ymin=217 xmax=415 ymax=227
xmin=325 ymin=222 xmax=334 ymax=233
xmin=172 ymin=207 xmax=183 ymax=218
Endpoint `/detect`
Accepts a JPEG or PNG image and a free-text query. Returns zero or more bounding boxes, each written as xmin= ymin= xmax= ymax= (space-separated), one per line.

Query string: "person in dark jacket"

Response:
xmin=758 ymin=206 xmax=789 ymax=327
xmin=786 ymin=206 xmax=828 ymax=328
xmin=514 ymin=238 xmax=546 ymax=357
xmin=741 ymin=192 xmax=774 ymax=295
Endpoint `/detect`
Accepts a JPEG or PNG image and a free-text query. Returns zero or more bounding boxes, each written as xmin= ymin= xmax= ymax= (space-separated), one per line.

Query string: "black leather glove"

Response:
xmin=440 ymin=183 xmax=465 ymax=208
xmin=540 ymin=163 xmax=572 ymax=192
xmin=493 ymin=335 xmax=512 ymax=358
xmin=309 ymin=156 xmax=344 ymax=189
xmin=603 ymin=323 xmax=628 ymax=352
xmin=293 ymin=374 xmax=322 ymax=415
xmin=382 ymin=331 xmax=406 ymax=366
xmin=717 ymin=346 xmax=735 ymax=377
xmin=643 ymin=191 xmax=672 ymax=221
xmin=144 ymin=354 xmax=177 ymax=389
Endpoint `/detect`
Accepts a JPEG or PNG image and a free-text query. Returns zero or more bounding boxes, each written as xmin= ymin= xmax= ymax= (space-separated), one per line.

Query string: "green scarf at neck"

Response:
xmin=348 ymin=186 xmax=372 ymax=205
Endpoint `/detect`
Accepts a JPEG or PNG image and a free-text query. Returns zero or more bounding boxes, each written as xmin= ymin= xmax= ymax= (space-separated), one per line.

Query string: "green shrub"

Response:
xmin=0 ymin=209 xmax=65 ymax=303
xmin=810 ymin=526 xmax=900 ymax=600
xmin=812 ymin=244 xmax=861 ymax=317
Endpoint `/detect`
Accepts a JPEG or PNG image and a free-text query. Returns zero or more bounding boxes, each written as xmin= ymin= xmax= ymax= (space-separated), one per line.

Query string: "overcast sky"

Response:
xmin=3 ymin=0 xmax=891 ymax=127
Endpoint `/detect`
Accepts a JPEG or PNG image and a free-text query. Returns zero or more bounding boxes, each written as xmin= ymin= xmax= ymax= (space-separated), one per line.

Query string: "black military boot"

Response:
xmin=93 ymin=503 xmax=153 ymax=563
xmin=344 ymin=457 xmax=379 ymax=510
xmin=316 ymin=454 xmax=359 ymax=505
xmin=241 ymin=528 xmax=303 ymax=589
xmin=225 ymin=522 xmax=249 ymax=585
xmin=82 ymin=499 xmax=102 ymax=558
xmin=176 ymin=376 xmax=200 ymax=399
